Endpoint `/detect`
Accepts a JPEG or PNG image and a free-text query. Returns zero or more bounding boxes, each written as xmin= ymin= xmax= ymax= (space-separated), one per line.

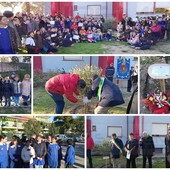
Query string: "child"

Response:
xmin=43 ymin=34 xmax=58 ymax=54
xmin=63 ymin=28 xmax=74 ymax=47
xmin=21 ymin=140 xmax=35 ymax=168
xmin=48 ymin=136 xmax=59 ymax=168
xmin=57 ymin=139 xmax=63 ymax=168
xmin=116 ymin=21 xmax=123 ymax=41
xmin=25 ymin=31 xmax=37 ymax=54
xmin=86 ymin=27 xmax=95 ymax=43
xmin=3 ymin=75 xmax=12 ymax=107
xmin=0 ymin=76 xmax=3 ymax=106
xmin=64 ymin=139 xmax=75 ymax=168
xmin=12 ymin=75 xmax=22 ymax=107
xmin=122 ymin=25 xmax=131 ymax=41
xmin=105 ymin=29 xmax=112 ymax=41
xmin=79 ymin=27 xmax=87 ymax=42
xmin=9 ymin=138 xmax=22 ymax=168
xmin=22 ymin=74 xmax=31 ymax=106
xmin=0 ymin=135 xmax=8 ymax=168
xmin=72 ymin=30 xmax=80 ymax=43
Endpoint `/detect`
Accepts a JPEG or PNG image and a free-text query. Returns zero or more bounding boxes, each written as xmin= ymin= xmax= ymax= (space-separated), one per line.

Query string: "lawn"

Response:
xmin=0 ymin=107 xmax=31 ymax=114
xmin=87 ymin=155 xmax=165 ymax=168
xmin=33 ymin=87 xmax=129 ymax=114
xmin=57 ymin=41 xmax=128 ymax=54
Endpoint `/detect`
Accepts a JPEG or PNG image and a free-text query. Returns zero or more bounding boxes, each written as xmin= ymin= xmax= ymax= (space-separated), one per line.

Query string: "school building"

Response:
xmin=44 ymin=2 xmax=170 ymax=20
xmin=87 ymin=116 xmax=170 ymax=153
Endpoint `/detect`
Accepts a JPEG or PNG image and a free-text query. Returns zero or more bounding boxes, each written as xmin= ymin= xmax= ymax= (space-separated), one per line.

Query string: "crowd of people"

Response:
xmin=0 ymin=134 xmax=75 ymax=168
xmin=0 ymin=10 xmax=170 ymax=54
xmin=0 ymin=73 xmax=31 ymax=107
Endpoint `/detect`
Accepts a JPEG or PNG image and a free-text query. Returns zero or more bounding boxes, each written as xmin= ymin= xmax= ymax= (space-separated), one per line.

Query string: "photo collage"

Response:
xmin=0 ymin=1 xmax=170 ymax=169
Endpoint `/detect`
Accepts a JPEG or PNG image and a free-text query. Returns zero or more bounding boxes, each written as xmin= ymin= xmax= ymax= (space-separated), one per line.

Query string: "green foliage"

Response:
xmin=48 ymin=123 xmax=60 ymax=136
xmin=103 ymin=18 xmax=117 ymax=32
xmin=71 ymin=64 xmax=103 ymax=95
xmin=23 ymin=120 xmax=48 ymax=135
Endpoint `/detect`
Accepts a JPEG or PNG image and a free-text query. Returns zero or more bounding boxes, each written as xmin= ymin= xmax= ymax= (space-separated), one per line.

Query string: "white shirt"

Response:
xmin=25 ymin=37 xmax=35 ymax=46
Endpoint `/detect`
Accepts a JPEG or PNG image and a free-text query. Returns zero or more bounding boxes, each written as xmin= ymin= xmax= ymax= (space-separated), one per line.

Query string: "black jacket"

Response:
xmin=110 ymin=138 xmax=123 ymax=158
xmin=140 ymin=136 xmax=155 ymax=156
xmin=105 ymin=66 xmax=115 ymax=79
xmin=0 ymin=79 xmax=3 ymax=98
xmin=33 ymin=142 xmax=47 ymax=159
xmin=125 ymin=138 xmax=138 ymax=158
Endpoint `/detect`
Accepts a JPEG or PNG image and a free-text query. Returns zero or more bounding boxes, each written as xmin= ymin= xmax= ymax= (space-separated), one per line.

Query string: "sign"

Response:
xmin=116 ymin=57 xmax=130 ymax=79
xmin=148 ymin=64 xmax=170 ymax=79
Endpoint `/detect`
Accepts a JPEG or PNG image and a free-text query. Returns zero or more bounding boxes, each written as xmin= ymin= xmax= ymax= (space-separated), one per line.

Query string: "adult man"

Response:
xmin=124 ymin=133 xmax=138 ymax=168
xmin=165 ymin=126 xmax=170 ymax=168
xmin=87 ymin=75 xmax=124 ymax=114
xmin=140 ymin=131 xmax=155 ymax=168
xmin=45 ymin=74 xmax=86 ymax=114
xmin=110 ymin=133 xmax=123 ymax=168
xmin=105 ymin=62 xmax=115 ymax=82
xmin=127 ymin=66 xmax=134 ymax=92
xmin=87 ymin=133 xmax=94 ymax=168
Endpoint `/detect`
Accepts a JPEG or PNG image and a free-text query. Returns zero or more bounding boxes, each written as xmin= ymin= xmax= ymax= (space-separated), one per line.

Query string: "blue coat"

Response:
xmin=0 ymin=144 xmax=8 ymax=168
xmin=9 ymin=145 xmax=22 ymax=168
xmin=64 ymin=145 xmax=75 ymax=165
xmin=48 ymin=143 xmax=59 ymax=168
xmin=58 ymin=146 xmax=62 ymax=161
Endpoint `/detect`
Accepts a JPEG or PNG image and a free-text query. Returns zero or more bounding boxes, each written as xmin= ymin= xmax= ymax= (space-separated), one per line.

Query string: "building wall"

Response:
xmin=44 ymin=2 xmax=51 ymax=15
xmin=73 ymin=2 xmax=113 ymax=19
xmin=41 ymin=56 xmax=98 ymax=73
xmin=91 ymin=116 xmax=128 ymax=145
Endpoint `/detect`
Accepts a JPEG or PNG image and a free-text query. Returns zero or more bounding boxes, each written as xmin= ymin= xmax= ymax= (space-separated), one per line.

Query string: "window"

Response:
xmin=152 ymin=123 xmax=167 ymax=136
xmin=92 ymin=125 xmax=96 ymax=131
xmin=107 ymin=126 xmax=122 ymax=137
xmin=74 ymin=5 xmax=78 ymax=11
xmin=87 ymin=5 xmax=101 ymax=16
xmin=63 ymin=56 xmax=83 ymax=61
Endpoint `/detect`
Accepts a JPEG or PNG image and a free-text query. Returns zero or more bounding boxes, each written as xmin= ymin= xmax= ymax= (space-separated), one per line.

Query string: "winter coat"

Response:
xmin=45 ymin=74 xmax=80 ymax=103
xmin=110 ymin=138 xmax=123 ymax=158
xmin=3 ymin=80 xmax=13 ymax=98
xmin=125 ymin=138 xmax=138 ymax=158
xmin=22 ymin=80 xmax=31 ymax=97
xmin=140 ymin=135 xmax=155 ymax=156
xmin=33 ymin=142 xmax=47 ymax=159
xmin=87 ymin=136 xmax=94 ymax=150
xmin=88 ymin=77 xmax=125 ymax=107
xmin=64 ymin=145 xmax=75 ymax=165
xmin=0 ymin=79 xmax=3 ymax=99
xmin=12 ymin=80 xmax=22 ymax=95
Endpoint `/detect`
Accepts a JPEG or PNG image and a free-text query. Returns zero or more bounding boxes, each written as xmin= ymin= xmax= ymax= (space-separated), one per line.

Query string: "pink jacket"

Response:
xmin=22 ymin=80 xmax=31 ymax=96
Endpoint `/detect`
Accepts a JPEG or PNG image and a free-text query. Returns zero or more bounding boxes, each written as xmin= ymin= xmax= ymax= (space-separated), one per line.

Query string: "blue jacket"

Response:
xmin=9 ymin=144 xmax=22 ymax=168
xmin=48 ymin=143 xmax=59 ymax=168
xmin=110 ymin=138 xmax=123 ymax=158
xmin=64 ymin=145 xmax=75 ymax=165
xmin=88 ymin=77 xmax=125 ymax=107
xmin=0 ymin=144 xmax=8 ymax=168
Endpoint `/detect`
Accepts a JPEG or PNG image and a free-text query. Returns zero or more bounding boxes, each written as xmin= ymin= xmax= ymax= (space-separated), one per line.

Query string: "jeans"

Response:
xmin=47 ymin=91 xmax=65 ymax=114
xmin=4 ymin=97 xmax=10 ymax=106
xmin=13 ymin=95 xmax=20 ymax=105
xmin=35 ymin=165 xmax=44 ymax=168
xmin=87 ymin=149 xmax=93 ymax=168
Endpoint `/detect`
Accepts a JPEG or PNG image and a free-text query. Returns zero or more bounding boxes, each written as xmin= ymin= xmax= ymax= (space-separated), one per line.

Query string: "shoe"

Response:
xmin=14 ymin=104 xmax=17 ymax=107
xmin=17 ymin=104 xmax=20 ymax=107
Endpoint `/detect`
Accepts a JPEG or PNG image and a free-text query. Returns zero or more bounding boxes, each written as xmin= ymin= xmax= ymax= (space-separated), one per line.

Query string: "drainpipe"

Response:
xmin=153 ymin=2 xmax=156 ymax=14
xmin=90 ymin=56 xmax=92 ymax=66
xmin=127 ymin=116 xmax=128 ymax=139
xmin=126 ymin=2 xmax=128 ymax=16
xmin=106 ymin=2 xmax=108 ymax=19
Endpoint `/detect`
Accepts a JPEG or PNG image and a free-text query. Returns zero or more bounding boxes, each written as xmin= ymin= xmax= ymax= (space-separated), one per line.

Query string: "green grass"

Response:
xmin=0 ymin=107 xmax=31 ymax=114
xmin=87 ymin=156 xmax=165 ymax=168
xmin=34 ymin=87 xmax=128 ymax=114
xmin=57 ymin=41 xmax=126 ymax=54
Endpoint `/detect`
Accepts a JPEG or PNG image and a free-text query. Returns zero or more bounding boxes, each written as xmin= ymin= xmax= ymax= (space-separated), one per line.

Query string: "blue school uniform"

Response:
xmin=64 ymin=145 xmax=75 ymax=166
xmin=9 ymin=145 xmax=22 ymax=168
xmin=0 ymin=27 xmax=15 ymax=54
xmin=48 ymin=143 xmax=59 ymax=168
xmin=0 ymin=143 xmax=8 ymax=168
xmin=58 ymin=145 xmax=62 ymax=167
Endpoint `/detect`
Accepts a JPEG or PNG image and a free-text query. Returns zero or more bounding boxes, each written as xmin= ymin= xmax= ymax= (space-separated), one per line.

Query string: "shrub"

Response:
xmin=71 ymin=64 xmax=103 ymax=96
xmin=103 ymin=18 xmax=117 ymax=32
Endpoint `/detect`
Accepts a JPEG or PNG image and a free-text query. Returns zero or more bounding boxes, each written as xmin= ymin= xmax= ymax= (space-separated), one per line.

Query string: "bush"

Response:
xmin=103 ymin=18 xmax=117 ymax=32
xmin=71 ymin=64 xmax=103 ymax=96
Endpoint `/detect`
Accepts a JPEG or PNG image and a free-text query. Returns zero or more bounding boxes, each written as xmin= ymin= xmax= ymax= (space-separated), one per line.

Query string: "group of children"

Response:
xmin=116 ymin=14 xmax=170 ymax=50
xmin=0 ymin=134 xmax=75 ymax=168
xmin=0 ymin=73 xmax=31 ymax=107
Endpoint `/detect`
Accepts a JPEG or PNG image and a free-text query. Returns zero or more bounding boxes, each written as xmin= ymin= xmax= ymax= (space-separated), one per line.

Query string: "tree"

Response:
xmin=22 ymin=2 xmax=44 ymax=14
xmin=0 ymin=116 xmax=8 ymax=134
xmin=23 ymin=120 xmax=47 ymax=135
xmin=0 ymin=2 xmax=23 ymax=12
xmin=48 ymin=123 xmax=60 ymax=136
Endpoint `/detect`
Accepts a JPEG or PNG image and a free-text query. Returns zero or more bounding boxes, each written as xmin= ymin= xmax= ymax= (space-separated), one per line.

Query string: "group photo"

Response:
xmin=0 ymin=116 xmax=85 ymax=168
xmin=33 ymin=56 xmax=138 ymax=114
xmin=0 ymin=56 xmax=31 ymax=114
xmin=0 ymin=2 xmax=170 ymax=54
xmin=86 ymin=116 xmax=170 ymax=168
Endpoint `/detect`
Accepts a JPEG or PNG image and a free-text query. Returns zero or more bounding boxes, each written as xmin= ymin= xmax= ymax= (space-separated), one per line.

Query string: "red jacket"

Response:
xmin=45 ymin=74 xmax=80 ymax=103
xmin=87 ymin=136 xmax=94 ymax=150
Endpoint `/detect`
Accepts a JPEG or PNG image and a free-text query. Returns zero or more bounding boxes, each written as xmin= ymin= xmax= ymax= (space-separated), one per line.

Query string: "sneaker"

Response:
xmin=17 ymin=104 xmax=20 ymax=107
xmin=14 ymin=104 xmax=17 ymax=107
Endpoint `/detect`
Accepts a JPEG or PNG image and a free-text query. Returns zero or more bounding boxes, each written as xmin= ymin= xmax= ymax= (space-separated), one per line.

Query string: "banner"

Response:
xmin=116 ymin=57 xmax=130 ymax=79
